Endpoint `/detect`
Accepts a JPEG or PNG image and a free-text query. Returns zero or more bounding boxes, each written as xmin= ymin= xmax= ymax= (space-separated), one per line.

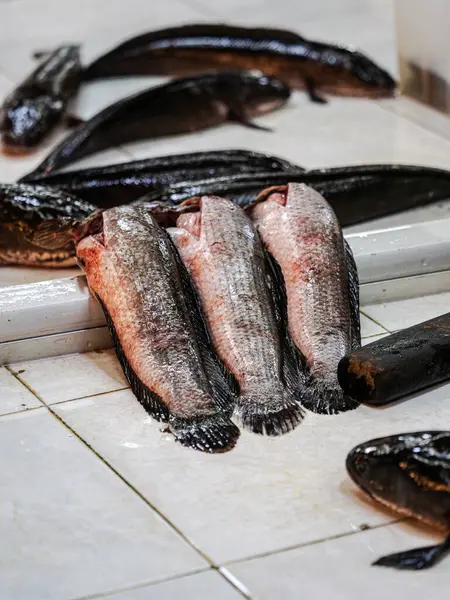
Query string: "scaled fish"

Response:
xmin=137 ymin=163 xmax=450 ymax=227
xmin=21 ymin=71 xmax=290 ymax=180
xmin=23 ymin=149 xmax=299 ymax=206
xmin=250 ymin=182 xmax=361 ymax=414
xmin=0 ymin=183 xmax=94 ymax=267
xmin=168 ymin=195 xmax=304 ymax=435
xmin=83 ymin=23 xmax=395 ymax=102
xmin=75 ymin=206 xmax=240 ymax=452
xmin=347 ymin=431 xmax=450 ymax=570
xmin=0 ymin=46 xmax=81 ymax=153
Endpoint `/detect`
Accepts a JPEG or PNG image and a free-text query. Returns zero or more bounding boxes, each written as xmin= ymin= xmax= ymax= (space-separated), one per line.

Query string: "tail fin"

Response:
xmin=301 ymin=373 xmax=359 ymax=415
xmin=234 ymin=386 xmax=304 ymax=436
xmin=170 ymin=413 xmax=240 ymax=453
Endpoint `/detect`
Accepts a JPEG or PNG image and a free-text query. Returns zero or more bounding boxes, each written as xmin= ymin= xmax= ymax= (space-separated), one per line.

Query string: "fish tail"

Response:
xmin=169 ymin=413 xmax=240 ymax=453
xmin=234 ymin=388 xmax=304 ymax=436
xmin=301 ymin=373 xmax=359 ymax=415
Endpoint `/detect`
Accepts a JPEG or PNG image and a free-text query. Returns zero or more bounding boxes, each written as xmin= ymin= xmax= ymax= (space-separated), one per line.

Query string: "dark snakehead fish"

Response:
xmin=0 ymin=183 xmax=94 ymax=267
xmin=83 ymin=23 xmax=395 ymax=102
xmin=1 ymin=46 xmax=81 ymax=153
xmin=347 ymin=431 xmax=450 ymax=570
xmin=75 ymin=206 xmax=240 ymax=452
xmin=250 ymin=183 xmax=361 ymax=414
xmin=168 ymin=195 xmax=304 ymax=436
xmin=139 ymin=164 xmax=450 ymax=227
xmin=23 ymin=149 xmax=300 ymax=206
xmin=21 ymin=72 xmax=290 ymax=180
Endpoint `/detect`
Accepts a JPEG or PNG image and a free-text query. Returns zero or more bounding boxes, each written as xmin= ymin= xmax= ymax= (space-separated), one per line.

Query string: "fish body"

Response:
xmin=347 ymin=432 xmax=450 ymax=570
xmin=76 ymin=206 xmax=239 ymax=452
xmin=250 ymin=182 xmax=360 ymax=414
xmin=1 ymin=46 xmax=81 ymax=152
xmin=83 ymin=23 xmax=395 ymax=100
xmin=168 ymin=195 xmax=303 ymax=435
xmin=0 ymin=183 xmax=94 ymax=266
xmin=21 ymin=72 xmax=290 ymax=180
xmin=23 ymin=149 xmax=299 ymax=207
xmin=139 ymin=164 xmax=450 ymax=227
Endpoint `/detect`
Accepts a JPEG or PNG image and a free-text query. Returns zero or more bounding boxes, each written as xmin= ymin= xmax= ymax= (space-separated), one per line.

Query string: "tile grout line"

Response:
xmin=71 ymin=567 xmax=211 ymax=600
xmin=360 ymin=310 xmax=392 ymax=333
xmin=6 ymin=369 xmax=218 ymax=570
xmin=223 ymin=518 xmax=403 ymax=567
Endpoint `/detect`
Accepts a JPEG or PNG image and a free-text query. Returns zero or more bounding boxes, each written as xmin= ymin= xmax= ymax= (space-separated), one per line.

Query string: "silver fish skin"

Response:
xmin=168 ymin=195 xmax=303 ymax=436
xmin=250 ymin=182 xmax=360 ymax=414
xmin=76 ymin=205 xmax=239 ymax=452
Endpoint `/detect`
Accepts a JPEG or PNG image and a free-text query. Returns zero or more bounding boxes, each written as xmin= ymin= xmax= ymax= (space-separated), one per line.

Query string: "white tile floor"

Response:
xmin=1 ymin=0 xmax=450 ymax=598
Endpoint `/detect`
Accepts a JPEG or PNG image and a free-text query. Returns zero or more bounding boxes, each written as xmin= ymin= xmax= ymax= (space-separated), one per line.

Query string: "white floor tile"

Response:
xmin=0 ymin=0 xmax=207 ymax=80
xmin=54 ymin=381 xmax=450 ymax=564
xmin=229 ymin=523 xmax=445 ymax=600
xmin=10 ymin=349 xmax=128 ymax=404
xmin=0 ymin=367 xmax=41 ymax=414
xmin=0 ymin=409 xmax=206 ymax=600
xmin=0 ymin=267 xmax=81 ymax=289
xmin=363 ymin=291 xmax=450 ymax=331
xmin=107 ymin=570 xmax=242 ymax=600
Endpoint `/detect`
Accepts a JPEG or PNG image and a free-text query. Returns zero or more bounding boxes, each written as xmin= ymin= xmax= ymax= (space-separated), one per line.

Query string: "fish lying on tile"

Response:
xmin=20 ymin=71 xmax=290 ymax=180
xmin=168 ymin=195 xmax=304 ymax=436
xmin=83 ymin=23 xmax=396 ymax=102
xmin=0 ymin=46 xmax=81 ymax=153
xmin=250 ymin=182 xmax=361 ymax=414
xmin=137 ymin=163 xmax=450 ymax=227
xmin=347 ymin=431 xmax=450 ymax=570
xmin=75 ymin=205 xmax=240 ymax=452
xmin=0 ymin=183 xmax=94 ymax=267
xmin=23 ymin=149 xmax=300 ymax=206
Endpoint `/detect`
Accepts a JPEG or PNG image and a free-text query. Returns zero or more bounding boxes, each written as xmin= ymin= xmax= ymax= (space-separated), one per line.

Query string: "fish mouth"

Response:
xmin=73 ymin=210 xmax=105 ymax=245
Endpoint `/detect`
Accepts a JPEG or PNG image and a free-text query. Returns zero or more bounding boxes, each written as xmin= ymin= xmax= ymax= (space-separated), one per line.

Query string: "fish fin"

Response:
xmin=169 ymin=413 xmax=240 ymax=453
xmin=373 ymin=535 xmax=450 ymax=570
xmin=65 ymin=114 xmax=85 ymax=128
xmin=305 ymin=78 xmax=327 ymax=104
xmin=27 ymin=218 xmax=76 ymax=250
xmin=97 ymin=296 xmax=170 ymax=422
xmin=300 ymin=375 xmax=359 ymax=415
xmin=168 ymin=235 xmax=238 ymax=415
xmin=234 ymin=390 xmax=304 ymax=436
xmin=344 ymin=239 xmax=361 ymax=349
xmin=228 ymin=109 xmax=272 ymax=132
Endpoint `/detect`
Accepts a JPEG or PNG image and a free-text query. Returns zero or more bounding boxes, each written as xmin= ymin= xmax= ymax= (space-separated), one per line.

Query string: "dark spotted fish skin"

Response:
xmin=138 ymin=164 xmax=450 ymax=227
xmin=23 ymin=149 xmax=300 ymax=207
xmin=347 ymin=432 xmax=450 ymax=570
xmin=169 ymin=195 xmax=304 ymax=436
xmin=250 ymin=183 xmax=360 ymax=414
xmin=1 ymin=46 xmax=81 ymax=152
xmin=83 ymin=23 xmax=395 ymax=101
xmin=20 ymin=72 xmax=290 ymax=180
xmin=0 ymin=183 xmax=94 ymax=267
xmin=76 ymin=206 xmax=240 ymax=453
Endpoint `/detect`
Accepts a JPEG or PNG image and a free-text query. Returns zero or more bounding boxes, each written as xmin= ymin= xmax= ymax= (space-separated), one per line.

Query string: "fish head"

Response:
xmin=239 ymin=71 xmax=291 ymax=116
xmin=347 ymin=432 xmax=450 ymax=525
xmin=76 ymin=205 xmax=162 ymax=269
xmin=0 ymin=87 xmax=64 ymax=152
xmin=0 ymin=183 xmax=95 ymax=266
xmin=318 ymin=45 xmax=396 ymax=97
